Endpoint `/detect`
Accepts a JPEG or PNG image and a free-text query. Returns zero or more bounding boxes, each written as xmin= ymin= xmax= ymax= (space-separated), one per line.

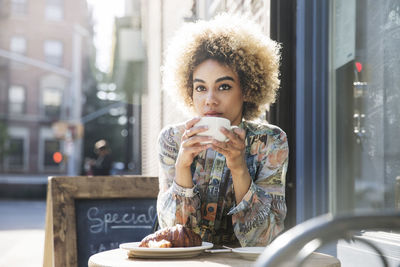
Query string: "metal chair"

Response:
xmin=255 ymin=212 xmax=400 ymax=267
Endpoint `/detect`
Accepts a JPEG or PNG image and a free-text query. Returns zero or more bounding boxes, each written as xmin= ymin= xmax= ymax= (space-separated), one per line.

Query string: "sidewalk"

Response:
xmin=0 ymin=200 xmax=46 ymax=267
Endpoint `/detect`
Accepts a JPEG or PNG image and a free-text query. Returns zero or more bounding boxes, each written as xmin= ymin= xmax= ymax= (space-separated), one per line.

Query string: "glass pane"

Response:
xmin=330 ymin=0 xmax=400 ymax=213
xmin=44 ymin=40 xmax=63 ymax=66
xmin=43 ymin=88 xmax=61 ymax=117
xmin=8 ymin=85 xmax=25 ymax=114
xmin=11 ymin=0 xmax=27 ymax=15
xmin=47 ymin=0 xmax=63 ymax=5
xmin=45 ymin=6 xmax=63 ymax=20
xmin=8 ymin=138 xmax=24 ymax=167
xmin=10 ymin=36 xmax=26 ymax=54
xmin=43 ymin=88 xmax=61 ymax=106
xmin=44 ymin=139 xmax=60 ymax=167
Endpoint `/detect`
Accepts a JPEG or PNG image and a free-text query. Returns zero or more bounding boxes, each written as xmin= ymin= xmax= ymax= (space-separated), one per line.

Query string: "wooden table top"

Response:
xmin=88 ymin=248 xmax=341 ymax=267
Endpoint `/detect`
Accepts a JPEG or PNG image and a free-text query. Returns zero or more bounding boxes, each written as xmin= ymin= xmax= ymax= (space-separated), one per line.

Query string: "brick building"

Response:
xmin=0 ymin=0 xmax=92 ymax=183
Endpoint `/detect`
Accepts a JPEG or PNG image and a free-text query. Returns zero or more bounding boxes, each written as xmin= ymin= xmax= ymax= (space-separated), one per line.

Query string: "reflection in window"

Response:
xmin=11 ymin=0 xmax=27 ymax=16
xmin=43 ymin=87 xmax=61 ymax=117
xmin=10 ymin=36 xmax=27 ymax=55
xmin=44 ymin=139 xmax=60 ymax=167
xmin=45 ymin=0 xmax=63 ymax=20
xmin=331 ymin=1 xmax=400 ymax=213
xmin=8 ymin=85 xmax=25 ymax=114
xmin=8 ymin=138 xmax=24 ymax=168
xmin=44 ymin=40 xmax=63 ymax=66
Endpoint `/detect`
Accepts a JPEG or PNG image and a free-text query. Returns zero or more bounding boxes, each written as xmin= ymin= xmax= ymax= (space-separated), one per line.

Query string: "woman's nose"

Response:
xmin=205 ymin=90 xmax=218 ymax=106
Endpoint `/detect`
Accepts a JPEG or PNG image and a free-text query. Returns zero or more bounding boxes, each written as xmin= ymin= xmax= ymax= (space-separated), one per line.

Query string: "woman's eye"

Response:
xmin=219 ymin=84 xmax=232 ymax=90
xmin=195 ymin=85 xmax=206 ymax=92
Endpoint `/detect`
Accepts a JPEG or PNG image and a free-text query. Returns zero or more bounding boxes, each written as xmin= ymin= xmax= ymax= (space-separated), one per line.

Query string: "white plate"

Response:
xmin=120 ymin=242 xmax=213 ymax=259
xmin=231 ymin=247 xmax=265 ymax=261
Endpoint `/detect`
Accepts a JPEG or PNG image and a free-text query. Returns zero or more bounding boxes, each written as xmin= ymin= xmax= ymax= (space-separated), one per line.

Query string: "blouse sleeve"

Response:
xmin=228 ymin=130 xmax=289 ymax=246
xmin=156 ymin=126 xmax=202 ymax=229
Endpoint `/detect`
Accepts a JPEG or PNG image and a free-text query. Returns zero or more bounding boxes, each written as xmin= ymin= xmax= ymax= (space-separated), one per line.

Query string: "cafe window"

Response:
xmin=10 ymin=36 xmax=27 ymax=55
xmin=45 ymin=0 xmax=63 ymax=21
xmin=44 ymin=40 xmax=63 ymax=66
xmin=329 ymin=0 xmax=400 ymax=264
xmin=42 ymin=87 xmax=62 ymax=118
xmin=330 ymin=0 xmax=400 ymax=215
xmin=39 ymin=127 xmax=63 ymax=171
xmin=5 ymin=127 xmax=29 ymax=171
xmin=7 ymin=138 xmax=24 ymax=168
xmin=44 ymin=139 xmax=60 ymax=167
xmin=8 ymin=85 xmax=26 ymax=114
xmin=11 ymin=0 xmax=27 ymax=16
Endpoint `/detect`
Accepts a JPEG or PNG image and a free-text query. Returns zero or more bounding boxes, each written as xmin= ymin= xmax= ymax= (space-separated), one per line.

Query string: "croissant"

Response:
xmin=139 ymin=224 xmax=202 ymax=248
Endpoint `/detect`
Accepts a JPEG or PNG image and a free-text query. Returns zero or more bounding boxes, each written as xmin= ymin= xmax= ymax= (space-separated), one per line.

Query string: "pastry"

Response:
xmin=139 ymin=224 xmax=202 ymax=248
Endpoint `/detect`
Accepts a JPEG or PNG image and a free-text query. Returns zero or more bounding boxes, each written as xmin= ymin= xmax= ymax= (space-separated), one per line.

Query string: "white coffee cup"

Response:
xmin=195 ymin=117 xmax=231 ymax=143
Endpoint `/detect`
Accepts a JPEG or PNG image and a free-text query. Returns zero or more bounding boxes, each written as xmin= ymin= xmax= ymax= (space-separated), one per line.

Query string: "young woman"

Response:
xmin=157 ymin=14 xmax=289 ymax=247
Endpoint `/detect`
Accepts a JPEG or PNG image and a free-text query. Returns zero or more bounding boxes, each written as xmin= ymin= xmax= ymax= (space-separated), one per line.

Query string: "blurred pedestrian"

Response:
xmin=90 ymin=139 xmax=113 ymax=176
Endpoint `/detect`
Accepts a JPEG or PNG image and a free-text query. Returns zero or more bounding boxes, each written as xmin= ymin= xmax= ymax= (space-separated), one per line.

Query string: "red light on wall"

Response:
xmin=356 ymin=62 xmax=362 ymax=73
xmin=53 ymin=152 xmax=63 ymax=163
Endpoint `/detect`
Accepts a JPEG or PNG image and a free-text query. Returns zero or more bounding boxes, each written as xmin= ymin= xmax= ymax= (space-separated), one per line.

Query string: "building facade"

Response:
xmin=140 ymin=0 xmax=194 ymax=176
xmin=0 ymin=0 xmax=91 ymax=180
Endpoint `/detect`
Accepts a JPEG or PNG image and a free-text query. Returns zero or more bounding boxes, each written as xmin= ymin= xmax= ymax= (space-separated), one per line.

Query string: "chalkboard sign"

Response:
xmin=75 ymin=198 xmax=157 ymax=267
xmin=43 ymin=176 xmax=159 ymax=267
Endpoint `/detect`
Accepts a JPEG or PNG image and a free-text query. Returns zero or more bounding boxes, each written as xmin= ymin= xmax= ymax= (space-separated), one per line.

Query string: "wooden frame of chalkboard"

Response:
xmin=43 ymin=176 xmax=159 ymax=267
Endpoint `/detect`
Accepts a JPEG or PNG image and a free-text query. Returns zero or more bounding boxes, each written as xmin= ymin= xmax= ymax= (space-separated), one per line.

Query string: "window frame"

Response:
xmin=5 ymin=127 xmax=29 ymax=172
xmin=38 ymin=127 xmax=64 ymax=172
xmin=270 ymin=0 xmax=330 ymax=225
xmin=43 ymin=39 xmax=64 ymax=67
xmin=43 ymin=139 xmax=61 ymax=167
xmin=11 ymin=0 xmax=27 ymax=16
xmin=8 ymin=85 xmax=26 ymax=114
xmin=39 ymin=74 xmax=66 ymax=119
xmin=45 ymin=0 xmax=64 ymax=21
xmin=10 ymin=36 xmax=27 ymax=55
xmin=269 ymin=0 xmax=297 ymax=229
xmin=271 ymin=0 xmax=400 ymax=263
xmin=42 ymin=86 xmax=62 ymax=118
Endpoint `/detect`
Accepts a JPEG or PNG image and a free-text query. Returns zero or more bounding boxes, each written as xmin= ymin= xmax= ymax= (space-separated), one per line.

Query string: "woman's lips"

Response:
xmin=204 ymin=111 xmax=222 ymax=116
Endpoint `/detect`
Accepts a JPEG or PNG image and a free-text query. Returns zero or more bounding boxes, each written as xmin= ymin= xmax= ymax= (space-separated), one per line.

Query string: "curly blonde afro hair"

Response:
xmin=162 ymin=13 xmax=281 ymax=120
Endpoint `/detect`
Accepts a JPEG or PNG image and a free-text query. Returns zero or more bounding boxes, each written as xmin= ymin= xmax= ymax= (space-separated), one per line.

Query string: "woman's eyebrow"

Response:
xmin=193 ymin=78 xmax=205 ymax=83
xmin=215 ymin=76 xmax=234 ymax=83
xmin=193 ymin=76 xmax=235 ymax=84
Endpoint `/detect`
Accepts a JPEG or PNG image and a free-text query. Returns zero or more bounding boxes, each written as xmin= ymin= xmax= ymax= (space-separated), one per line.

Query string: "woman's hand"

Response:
xmin=175 ymin=117 xmax=212 ymax=188
xmin=211 ymin=126 xmax=251 ymax=203
xmin=211 ymin=126 xmax=246 ymax=172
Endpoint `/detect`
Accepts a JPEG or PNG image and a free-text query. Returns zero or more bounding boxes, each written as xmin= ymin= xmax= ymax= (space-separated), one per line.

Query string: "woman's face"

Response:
xmin=192 ymin=59 xmax=244 ymax=126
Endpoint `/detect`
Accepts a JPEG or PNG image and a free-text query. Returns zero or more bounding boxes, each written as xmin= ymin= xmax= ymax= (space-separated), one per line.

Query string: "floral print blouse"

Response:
xmin=157 ymin=120 xmax=289 ymax=247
